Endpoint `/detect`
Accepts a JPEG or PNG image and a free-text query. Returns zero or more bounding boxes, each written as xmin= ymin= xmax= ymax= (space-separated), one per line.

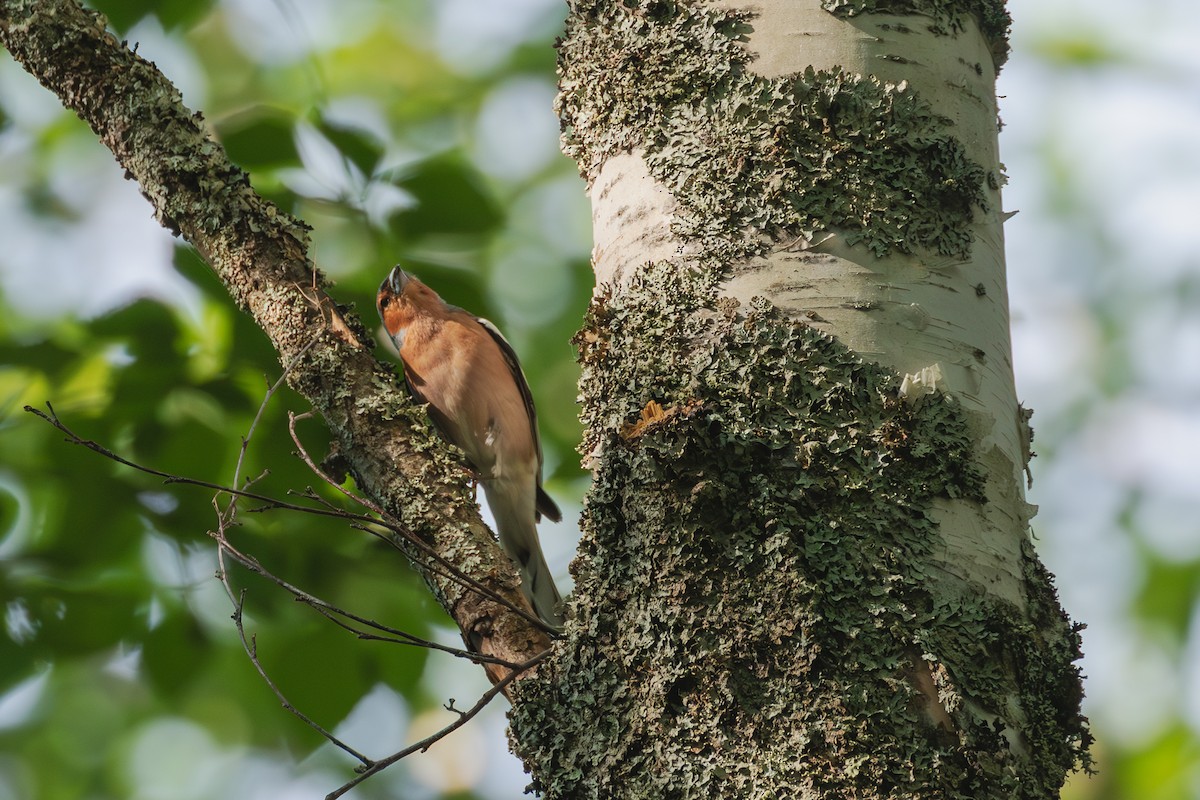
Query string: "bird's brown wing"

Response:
xmin=475 ymin=316 xmax=562 ymax=523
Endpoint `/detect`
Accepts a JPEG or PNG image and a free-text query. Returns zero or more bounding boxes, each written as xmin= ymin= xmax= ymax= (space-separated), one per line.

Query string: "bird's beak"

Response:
xmin=383 ymin=265 xmax=411 ymax=296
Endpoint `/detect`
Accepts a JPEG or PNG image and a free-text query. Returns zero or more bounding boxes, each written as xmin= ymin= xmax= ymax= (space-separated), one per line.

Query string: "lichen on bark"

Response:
xmin=512 ymin=264 xmax=1087 ymax=797
xmin=822 ymin=0 xmax=1012 ymax=66
xmin=520 ymin=0 xmax=1089 ymax=795
xmin=557 ymin=0 xmax=989 ymax=260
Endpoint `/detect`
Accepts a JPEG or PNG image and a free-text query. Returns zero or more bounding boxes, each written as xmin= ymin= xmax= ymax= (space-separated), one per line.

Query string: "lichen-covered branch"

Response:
xmin=0 ymin=0 xmax=551 ymax=677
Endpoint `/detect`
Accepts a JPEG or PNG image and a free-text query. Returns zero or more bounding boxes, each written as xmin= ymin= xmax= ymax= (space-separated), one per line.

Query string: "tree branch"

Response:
xmin=0 ymin=0 xmax=554 ymax=680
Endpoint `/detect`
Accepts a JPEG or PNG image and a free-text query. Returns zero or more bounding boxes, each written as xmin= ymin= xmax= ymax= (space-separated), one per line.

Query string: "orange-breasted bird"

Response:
xmin=376 ymin=266 xmax=564 ymax=628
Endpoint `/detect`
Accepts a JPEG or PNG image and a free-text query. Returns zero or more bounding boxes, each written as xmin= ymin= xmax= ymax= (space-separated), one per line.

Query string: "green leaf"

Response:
xmin=388 ymin=153 xmax=504 ymax=239
xmin=30 ymin=585 xmax=146 ymax=658
xmin=151 ymin=0 xmax=216 ymax=31
xmin=1030 ymin=33 xmax=1127 ymax=68
xmin=314 ymin=115 xmax=385 ymax=176
xmin=215 ymin=107 xmax=300 ymax=171
xmin=1133 ymin=554 xmax=1200 ymax=637
xmin=0 ymin=482 xmax=17 ymax=544
xmin=91 ymin=0 xmax=215 ymax=33
xmin=89 ymin=0 xmax=158 ymax=33
xmin=141 ymin=610 xmax=213 ymax=698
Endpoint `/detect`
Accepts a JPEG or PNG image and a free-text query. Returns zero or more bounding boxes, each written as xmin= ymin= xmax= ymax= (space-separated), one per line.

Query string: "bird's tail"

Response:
xmin=487 ymin=483 xmax=564 ymax=629
xmin=518 ymin=544 xmax=564 ymax=630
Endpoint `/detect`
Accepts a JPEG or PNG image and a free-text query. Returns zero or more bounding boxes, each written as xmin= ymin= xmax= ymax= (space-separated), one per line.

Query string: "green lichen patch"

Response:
xmin=535 ymin=1 xmax=1087 ymax=794
xmin=823 ymin=0 xmax=1011 ymax=67
xmin=557 ymin=1 xmax=989 ymax=260
xmin=511 ymin=265 xmax=1087 ymax=798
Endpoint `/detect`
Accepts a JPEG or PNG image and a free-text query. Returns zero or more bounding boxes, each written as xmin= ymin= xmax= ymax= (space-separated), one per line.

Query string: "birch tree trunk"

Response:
xmin=508 ymin=1 xmax=1090 ymax=797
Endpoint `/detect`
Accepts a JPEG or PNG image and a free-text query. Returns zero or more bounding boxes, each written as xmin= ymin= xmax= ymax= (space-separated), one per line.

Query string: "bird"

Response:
xmin=376 ymin=265 xmax=564 ymax=628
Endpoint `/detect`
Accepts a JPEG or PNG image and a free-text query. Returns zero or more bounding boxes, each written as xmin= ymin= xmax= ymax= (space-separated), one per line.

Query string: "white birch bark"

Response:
xmin=589 ymin=2 xmax=1031 ymax=609
xmin=525 ymin=2 xmax=1090 ymax=796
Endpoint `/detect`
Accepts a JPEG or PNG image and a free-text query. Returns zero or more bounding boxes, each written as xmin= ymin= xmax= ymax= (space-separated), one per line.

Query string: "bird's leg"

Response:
xmin=458 ymin=463 xmax=483 ymax=502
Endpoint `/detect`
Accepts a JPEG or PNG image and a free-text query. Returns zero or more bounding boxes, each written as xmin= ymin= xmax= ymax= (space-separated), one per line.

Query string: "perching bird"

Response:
xmin=376 ymin=266 xmax=564 ymax=628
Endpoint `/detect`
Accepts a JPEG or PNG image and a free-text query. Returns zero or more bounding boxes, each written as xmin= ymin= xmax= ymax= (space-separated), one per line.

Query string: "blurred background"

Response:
xmin=0 ymin=0 xmax=1194 ymax=797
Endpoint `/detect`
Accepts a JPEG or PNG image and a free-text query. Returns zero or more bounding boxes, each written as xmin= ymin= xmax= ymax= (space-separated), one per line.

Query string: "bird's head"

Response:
xmin=377 ymin=266 xmax=444 ymax=349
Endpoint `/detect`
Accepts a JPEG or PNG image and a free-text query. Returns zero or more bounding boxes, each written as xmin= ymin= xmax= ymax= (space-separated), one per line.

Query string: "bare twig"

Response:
xmin=325 ymin=647 xmax=552 ymax=800
xmin=25 ymin=364 xmax=554 ymax=793
xmin=287 ymin=411 xmax=552 ymax=632
xmin=224 ymin=576 xmax=375 ymax=766
xmin=24 ymin=403 xmax=382 ymax=524
xmin=231 ymin=339 xmax=317 ymax=493
xmin=4 ymin=3 xmax=558 ymax=793
xmin=215 ymin=372 xmax=552 ymax=790
xmin=213 ymin=516 xmax=542 ymax=793
xmin=214 ymin=534 xmax=520 ymax=668
xmin=23 ymin=401 xmax=549 ymax=645
xmin=208 ymin=349 xmax=376 ymax=764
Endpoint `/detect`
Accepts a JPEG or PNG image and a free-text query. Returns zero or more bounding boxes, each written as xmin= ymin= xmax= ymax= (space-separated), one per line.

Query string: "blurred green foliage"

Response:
xmin=0 ymin=0 xmax=588 ymax=797
xmin=1005 ymin=5 xmax=1200 ymax=799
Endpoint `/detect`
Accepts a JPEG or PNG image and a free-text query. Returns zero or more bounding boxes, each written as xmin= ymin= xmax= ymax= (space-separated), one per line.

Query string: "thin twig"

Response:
xmin=231 ymin=339 xmax=317 ymax=493
xmin=214 ymin=534 xmax=519 ymax=668
xmin=290 ymin=485 xmax=348 ymax=514
xmin=22 ymin=402 xmax=532 ymax=661
xmin=26 ymin=400 xmax=555 ymax=634
xmin=209 ymin=349 xmax=376 ymax=764
xmin=325 ymin=648 xmax=552 ymax=800
xmin=213 ymin=511 xmax=373 ymax=762
xmin=223 ymin=573 xmax=375 ymax=766
xmin=25 ymin=403 xmax=381 ymax=524
xmin=287 ymin=410 xmax=553 ymax=632
xmin=26 ymin=366 xmax=555 ymax=792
